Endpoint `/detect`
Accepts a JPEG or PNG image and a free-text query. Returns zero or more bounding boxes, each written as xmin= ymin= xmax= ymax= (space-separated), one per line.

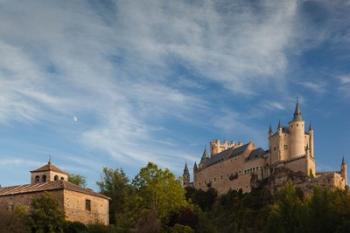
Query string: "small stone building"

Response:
xmin=0 ymin=161 xmax=110 ymax=225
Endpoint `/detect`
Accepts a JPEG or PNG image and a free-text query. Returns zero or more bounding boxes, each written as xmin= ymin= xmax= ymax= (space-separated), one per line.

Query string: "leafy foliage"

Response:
xmin=0 ymin=206 xmax=29 ymax=233
xmin=132 ymin=162 xmax=188 ymax=219
xmin=28 ymin=192 xmax=65 ymax=233
xmin=68 ymin=173 xmax=87 ymax=188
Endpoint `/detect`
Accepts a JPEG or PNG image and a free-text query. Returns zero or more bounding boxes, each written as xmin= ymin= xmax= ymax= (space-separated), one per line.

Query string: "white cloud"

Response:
xmin=0 ymin=0 xmax=303 ymax=171
xmin=0 ymin=158 xmax=41 ymax=167
xmin=297 ymin=81 xmax=327 ymax=94
xmin=337 ymin=75 xmax=350 ymax=97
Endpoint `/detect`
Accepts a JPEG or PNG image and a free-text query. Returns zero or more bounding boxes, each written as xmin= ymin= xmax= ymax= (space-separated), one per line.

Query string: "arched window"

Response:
xmin=35 ymin=176 xmax=40 ymax=183
xmin=61 ymin=177 xmax=64 ymax=181
xmin=54 ymin=175 xmax=59 ymax=181
xmin=42 ymin=175 xmax=47 ymax=182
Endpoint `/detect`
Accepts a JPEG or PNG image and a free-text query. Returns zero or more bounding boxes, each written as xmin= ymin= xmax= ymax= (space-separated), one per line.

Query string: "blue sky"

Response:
xmin=0 ymin=0 xmax=350 ymax=189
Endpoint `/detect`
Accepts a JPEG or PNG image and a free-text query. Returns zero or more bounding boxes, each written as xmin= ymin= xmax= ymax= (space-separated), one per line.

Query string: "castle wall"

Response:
xmin=284 ymin=157 xmax=307 ymax=174
xmin=63 ymin=190 xmax=109 ymax=225
xmin=194 ymin=145 xmax=266 ymax=193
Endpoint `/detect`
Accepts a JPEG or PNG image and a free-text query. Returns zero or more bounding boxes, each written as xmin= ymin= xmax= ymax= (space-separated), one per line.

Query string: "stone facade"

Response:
xmin=185 ymin=101 xmax=347 ymax=194
xmin=63 ymin=189 xmax=109 ymax=225
xmin=0 ymin=162 xmax=109 ymax=225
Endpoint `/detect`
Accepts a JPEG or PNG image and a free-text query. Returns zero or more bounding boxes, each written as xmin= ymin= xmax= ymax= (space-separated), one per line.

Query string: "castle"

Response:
xmin=183 ymin=101 xmax=348 ymax=194
xmin=0 ymin=161 xmax=110 ymax=225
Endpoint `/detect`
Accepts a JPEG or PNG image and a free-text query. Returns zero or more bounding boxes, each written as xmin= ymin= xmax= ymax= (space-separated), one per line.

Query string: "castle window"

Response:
xmin=61 ymin=177 xmax=64 ymax=181
xmin=284 ymin=145 xmax=288 ymax=150
xmin=54 ymin=175 xmax=59 ymax=181
xmin=85 ymin=199 xmax=91 ymax=211
xmin=35 ymin=176 xmax=40 ymax=183
xmin=42 ymin=175 xmax=47 ymax=182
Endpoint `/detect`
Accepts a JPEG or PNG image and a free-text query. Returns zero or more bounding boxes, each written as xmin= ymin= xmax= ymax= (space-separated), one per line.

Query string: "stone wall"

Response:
xmin=0 ymin=190 xmax=64 ymax=211
xmin=194 ymin=143 xmax=267 ymax=193
xmin=0 ymin=190 xmax=109 ymax=225
xmin=63 ymin=190 xmax=109 ymax=225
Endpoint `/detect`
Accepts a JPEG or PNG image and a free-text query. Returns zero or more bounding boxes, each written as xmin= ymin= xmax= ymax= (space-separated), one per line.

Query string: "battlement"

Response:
xmin=210 ymin=139 xmax=243 ymax=156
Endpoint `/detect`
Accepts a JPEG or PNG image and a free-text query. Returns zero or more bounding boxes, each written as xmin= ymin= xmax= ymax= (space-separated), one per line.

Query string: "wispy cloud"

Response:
xmin=337 ymin=75 xmax=350 ymax=97
xmin=0 ymin=158 xmax=41 ymax=167
xmin=0 ymin=0 xmax=328 ymax=173
xmin=297 ymin=81 xmax=327 ymax=94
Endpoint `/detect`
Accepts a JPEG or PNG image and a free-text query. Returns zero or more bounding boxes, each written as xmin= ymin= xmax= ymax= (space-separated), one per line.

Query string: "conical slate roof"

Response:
xmin=293 ymin=99 xmax=303 ymax=121
xmin=183 ymin=163 xmax=190 ymax=176
xmin=200 ymin=148 xmax=209 ymax=163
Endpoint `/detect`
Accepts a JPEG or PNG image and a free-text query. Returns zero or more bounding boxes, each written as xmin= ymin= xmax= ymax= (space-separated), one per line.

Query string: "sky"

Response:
xmin=0 ymin=0 xmax=350 ymax=189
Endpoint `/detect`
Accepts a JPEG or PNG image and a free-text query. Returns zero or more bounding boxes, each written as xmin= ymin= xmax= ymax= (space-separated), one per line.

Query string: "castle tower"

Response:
xmin=308 ymin=122 xmax=314 ymax=158
xmin=30 ymin=160 xmax=68 ymax=184
xmin=183 ymin=163 xmax=190 ymax=187
xmin=210 ymin=140 xmax=220 ymax=156
xmin=200 ymin=147 xmax=209 ymax=165
xmin=288 ymin=99 xmax=306 ymax=159
xmin=341 ymin=157 xmax=347 ymax=186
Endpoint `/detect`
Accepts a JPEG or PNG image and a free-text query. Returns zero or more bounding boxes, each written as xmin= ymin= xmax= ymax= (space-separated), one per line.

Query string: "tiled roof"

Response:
xmin=30 ymin=162 xmax=68 ymax=175
xmin=0 ymin=181 xmax=110 ymax=199
xmin=204 ymin=143 xmax=250 ymax=167
xmin=246 ymin=148 xmax=266 ymax=161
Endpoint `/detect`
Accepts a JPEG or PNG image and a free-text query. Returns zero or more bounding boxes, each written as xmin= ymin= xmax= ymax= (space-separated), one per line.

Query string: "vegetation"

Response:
xmin=68 ymin=173 xmax=87 ymax=188
xmin=2 ymin=162 xmax=350 ymax=233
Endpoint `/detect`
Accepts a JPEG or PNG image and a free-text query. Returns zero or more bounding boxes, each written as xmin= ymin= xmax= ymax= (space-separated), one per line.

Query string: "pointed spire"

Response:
xmin=342 ymin=156 xmax=346 ymax=165
xmin=269 ymin=124 xmax=273 ymax=134
xmin=183 ymin=163 xmax=190 ymax=177
xmin=308 ymin=121 xmax=312 ymax=131
xmin=277 ymin=120 xmax=281 ymax=129
xmin=48 ymin=155 xmax=52 ymax=165
xmin=200 ymin=147 xmax=209 ymax=163
xmin=193 ymin=162 xmax=198 ymax=171
xmin=293 ymin=97 xmax=303 ymax=121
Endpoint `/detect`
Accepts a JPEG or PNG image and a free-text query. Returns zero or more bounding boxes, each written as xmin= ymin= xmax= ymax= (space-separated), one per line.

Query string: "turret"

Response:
xmin=210 ymin=140 xmax=220 ymax=156
xmin=183 ymin=163 xmax=190 ymax=187
xmin=268 ymin=125 xmax=273 ymax=137
xmin=341 ymin=157 xmax=347 ymax=186
xmin=288 ymin=99 xmax=305 ymax=159
xmin=200 ymin=147 xmax=209 ymax=164
xmin=308 ymin=122 xmax=314 ymax=158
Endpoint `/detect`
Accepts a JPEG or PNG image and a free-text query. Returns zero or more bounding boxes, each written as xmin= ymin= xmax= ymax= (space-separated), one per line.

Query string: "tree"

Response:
xmin=135 ymin=209 xmax=161 ymax=233
xmin=169 ymin=224 xmax=194 ymax=233
xmin=264 ymin=184 xmax=308 ymax=233
xmin=132 ymin=162 xmax=188 ymax=219
xmin=0 ymin=206 xmax=29 ymax=233
xmin=68 ymin=173 xmax=87 ymax=188
xmin=28 ymin=193 xmax=65 ymax=233
xmin=97 ymin=167 xmax=133 ymax=226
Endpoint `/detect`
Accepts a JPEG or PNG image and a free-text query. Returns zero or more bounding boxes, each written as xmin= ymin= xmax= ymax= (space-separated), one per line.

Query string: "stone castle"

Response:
xmin=183 ymin=101 xmax=348 ymax=194
xmin=0 ymin=161 xmax=110 ymax=225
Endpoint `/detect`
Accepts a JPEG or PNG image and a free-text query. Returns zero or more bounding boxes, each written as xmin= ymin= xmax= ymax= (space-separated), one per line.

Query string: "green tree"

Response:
xmin=264 ymin=184 xmax=308 ymax=233
xmin=0 ymin=206 xmax=29 ymax=233
xmin=68 ymin=173 xmax=87 ymax=188
xmin=97 ymin=167 xmax=134 ymax=227
xmin=28 ymin=193 xmax=65 ymax=233
xmin=132 ymin=162 xmax=188 ymax=219
xmin=169 ymin=224 xmax=194 ymax=233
